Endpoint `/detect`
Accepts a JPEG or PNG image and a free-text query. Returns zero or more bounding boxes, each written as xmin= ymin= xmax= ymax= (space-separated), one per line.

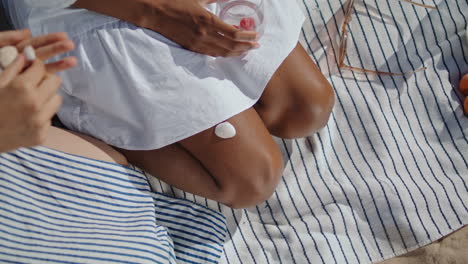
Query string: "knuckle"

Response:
xmin=196 ymin=14 xmax=210 ymax=24
xmin=23 ymin=98 xmax=40 ymax=114
xmin=195 ymin=28 xmax=209 ymax=38
xmin=53 ymin=43 xmax=65 ymax=53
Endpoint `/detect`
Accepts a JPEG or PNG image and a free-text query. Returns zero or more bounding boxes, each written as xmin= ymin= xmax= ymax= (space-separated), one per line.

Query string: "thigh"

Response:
xmin=124 ymin=107 xmax=283 ymax=182
xmin=43 ymin=127 xmax=128 ymax=166
xmin=119 ymin=107 xmax=284 ymax=206
xmin=178 ymin=107 xmax=283 ymax=183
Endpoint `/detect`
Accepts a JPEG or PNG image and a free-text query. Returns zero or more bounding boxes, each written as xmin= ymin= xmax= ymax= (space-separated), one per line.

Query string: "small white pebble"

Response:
xmin=215 ymin=122 xmax=236 ymax=139
xmin=0 ymin=46 xmax=19 ymax=69
xmin=24 ymin=45 xmax=36 ymax=61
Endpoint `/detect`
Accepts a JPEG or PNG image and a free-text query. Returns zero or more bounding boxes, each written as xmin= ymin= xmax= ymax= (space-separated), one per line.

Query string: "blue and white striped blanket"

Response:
xmin=150 ymin=0 xmax=468 ymax=263
xmin=0 ymin=147 xmax=226 ymax=264
xmin=1 ymin=0 xmax=466 ymax=263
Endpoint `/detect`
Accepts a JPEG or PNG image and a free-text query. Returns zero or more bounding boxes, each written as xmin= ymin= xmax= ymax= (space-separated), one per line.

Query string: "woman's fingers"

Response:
xmin=195 ymin=33 xmax=257 ymax=57
xmin=197 ymin=1 xmax=257 ymax=42
xmin=45 ymin=56 xmax=77 ymax=73
xmin=0 ymin=29 xmax=31 ymax=47
xmin=198 ymin=0 xmax=217 ymax=4
xmin=20 ymin=74 xmax=62 ymax=147
xmin=0 ymin=30 xmax=70 ymax=152
xmin=36 ymin=73 xmax=62 ymax=106
xmin=17 ymin=59 xmax=47 ymax=88
xmin=209 ymin=32 xmax=257 ymax=53
xmin=16 ymin=32 xmax=68 ymax=51
xmin=211 ymin=15 xmax=258 ymax=41
xmin=195 ymin=14 xmax=258 ymax=56
xmin=0 ymin=55 xmax=26 ymax=86
xmin=34 ymin=40 xmax=75 ymax=61
xmin=15 ymin=32 xmax=76 ymax=73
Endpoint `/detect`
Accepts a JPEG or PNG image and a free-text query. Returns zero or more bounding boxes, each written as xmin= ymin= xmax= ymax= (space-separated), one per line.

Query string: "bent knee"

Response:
xmin=289 ymin=87 xmax=335 ymax=137
xmin=265 ymin=82 xmax=335 ymax=139
xmin=219 ymin=147 xmax=284 ymax=209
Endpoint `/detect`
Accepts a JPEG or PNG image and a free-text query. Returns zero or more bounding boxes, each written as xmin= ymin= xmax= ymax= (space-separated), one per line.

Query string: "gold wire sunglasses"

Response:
xmin=338 ymin=0 xmax=436 ymax=75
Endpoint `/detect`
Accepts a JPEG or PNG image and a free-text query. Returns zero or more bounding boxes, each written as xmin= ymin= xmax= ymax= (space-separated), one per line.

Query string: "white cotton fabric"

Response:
xmin=2 ymin=0 xmax=305 ymax=150
xmin=23 ymin=0 xmax=76 ymax=8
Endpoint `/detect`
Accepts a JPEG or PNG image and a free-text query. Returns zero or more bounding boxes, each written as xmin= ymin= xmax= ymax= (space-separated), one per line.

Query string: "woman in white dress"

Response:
xmin=3 ymin=0 xmax=335 ymax=208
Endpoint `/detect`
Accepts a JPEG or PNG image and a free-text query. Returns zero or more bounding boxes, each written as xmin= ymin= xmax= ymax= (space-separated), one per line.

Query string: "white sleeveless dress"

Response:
xmin=3 ymin=0 xmax=305 ymax=150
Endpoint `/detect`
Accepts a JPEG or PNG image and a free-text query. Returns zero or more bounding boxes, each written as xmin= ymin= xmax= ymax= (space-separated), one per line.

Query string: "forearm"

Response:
xmin=72 ymin=0 xmax=160 ymax=28
xmin=74 ymin=0 xmax=257 ymax=57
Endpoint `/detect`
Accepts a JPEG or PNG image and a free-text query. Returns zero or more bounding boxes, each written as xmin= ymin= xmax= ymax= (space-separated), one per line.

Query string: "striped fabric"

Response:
xmin=0 ymin=147 xmax=226 ymax=264
xmin=149 ymin=0 xmax=468 ymax=263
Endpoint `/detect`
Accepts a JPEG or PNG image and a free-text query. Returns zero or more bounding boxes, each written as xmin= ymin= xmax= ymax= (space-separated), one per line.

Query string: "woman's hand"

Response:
xmin=0 ymin=29 xmax=77 ymax=73
xmin=0 ymin=30 xmax=76 ymax=153
xmin=0 ymin=57 xmax=63 ymax=152
xmin=73 ymin=0 xmax=259 ymax=57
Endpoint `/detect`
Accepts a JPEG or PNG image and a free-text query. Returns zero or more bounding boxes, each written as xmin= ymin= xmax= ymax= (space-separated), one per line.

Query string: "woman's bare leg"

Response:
xmin=43 ymin=127 xmax=128 ymax=166
xmin=120 ymin=43 xmax=334 ymax=208
xmin=119 ymin=108 xmax=283 ymax=209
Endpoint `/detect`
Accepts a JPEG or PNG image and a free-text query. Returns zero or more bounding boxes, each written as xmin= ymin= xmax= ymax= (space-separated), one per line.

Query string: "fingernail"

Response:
xmin=24 ymin=45 xmax=36 ymax=61
xmin=253 ymin=43 xmax=260 ymax=49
